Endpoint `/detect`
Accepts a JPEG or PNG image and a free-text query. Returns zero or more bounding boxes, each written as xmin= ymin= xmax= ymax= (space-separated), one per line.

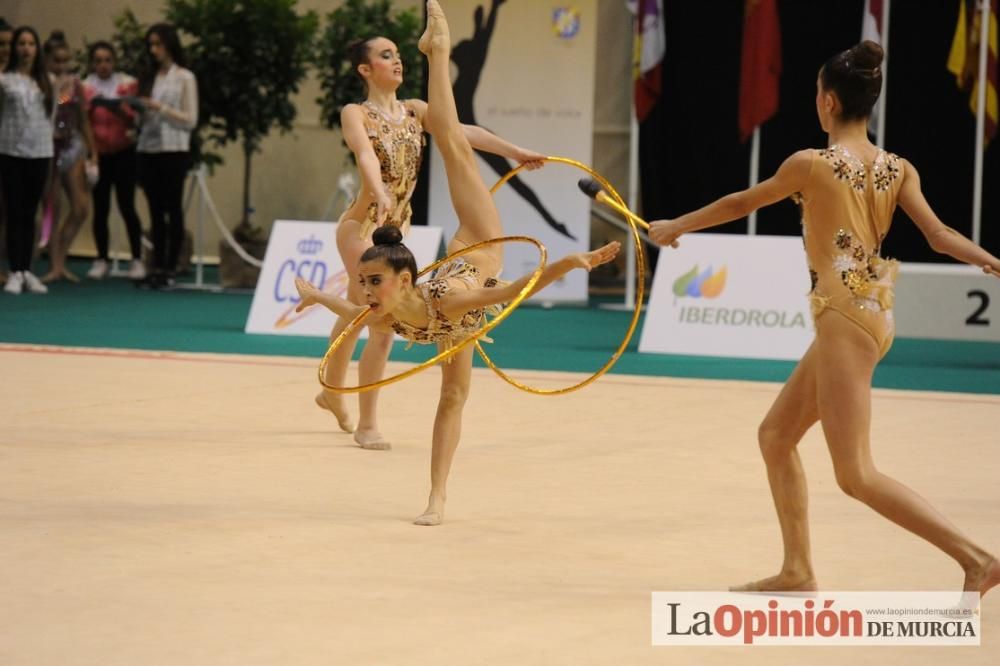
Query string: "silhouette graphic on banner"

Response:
xmin=451 ymin=0 xmax=576 ymax=240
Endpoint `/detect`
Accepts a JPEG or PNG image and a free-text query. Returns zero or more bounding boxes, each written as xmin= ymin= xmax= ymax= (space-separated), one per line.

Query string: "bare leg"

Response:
xmin=43 ymin=162 xmax=88 ymax=283
xmin=731 ymin=343 xmax=821 ymax=592
xmin=354 ymin=330 xmax=393 ymax=449
xmin=315 ymin=219 xmax=386 ymax=438
xmin=816 ymin=312 xmax=998 ymax=594
xmin=315 ymin=310 xmax=359 ymax=434
xmin=421 ymin=1 xmax=504 ymax=250
xmin=414 ymin=343 xmax=473 ymax=526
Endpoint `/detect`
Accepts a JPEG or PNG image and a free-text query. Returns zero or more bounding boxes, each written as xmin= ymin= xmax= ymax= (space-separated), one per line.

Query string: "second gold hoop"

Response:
xmin=475 ymin=156 xmax=647 ymax=396
xmin=318 ymin=235 xmax=547 ymax=394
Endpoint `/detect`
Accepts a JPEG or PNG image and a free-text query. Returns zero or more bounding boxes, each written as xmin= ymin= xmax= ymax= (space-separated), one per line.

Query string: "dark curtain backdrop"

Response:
xmin=640 ymin=0 xmax=999 ymax=262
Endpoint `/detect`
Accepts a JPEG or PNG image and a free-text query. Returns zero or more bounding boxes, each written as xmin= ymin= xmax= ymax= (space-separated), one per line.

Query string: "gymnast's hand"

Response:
xmin=985 ymin=263 xmax=1000 ymax=279
xmin=513 ymin=147 xmax=546 ymax=171
xmin=294 ymin=277 xmax=321 ymax=312
xmin=570 ymin=241 xmax=621 ymax=271
xmin=373 ymin=188 xmax=393 ymax=227
xmin=648 ymin=219 xmax=682 ymax=248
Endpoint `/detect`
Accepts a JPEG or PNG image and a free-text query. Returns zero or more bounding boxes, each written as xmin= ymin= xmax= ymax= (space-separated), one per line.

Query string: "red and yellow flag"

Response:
xmin=948 ymin=0 xmax=999 ymax=143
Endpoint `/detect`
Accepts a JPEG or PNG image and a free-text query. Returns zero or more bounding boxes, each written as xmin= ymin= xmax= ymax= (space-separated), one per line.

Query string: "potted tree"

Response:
xmin=166 ymin=0 xmax=318 ymax=288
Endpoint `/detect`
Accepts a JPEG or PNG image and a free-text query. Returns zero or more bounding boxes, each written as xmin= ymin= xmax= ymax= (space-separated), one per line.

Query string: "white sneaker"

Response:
xmin=22 ymin=271 xmax=48 ymax=294
xmin=4 ymin=271 xmax=24 ymax=294
xmin=87 ymin=259 xmax=109 ymax=279
xmin=127 ymin=259 xmax=147 ymax=280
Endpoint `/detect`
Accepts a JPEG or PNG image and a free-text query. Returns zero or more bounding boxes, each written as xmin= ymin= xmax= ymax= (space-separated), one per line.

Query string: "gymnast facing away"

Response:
xmin=649 ymin=40 xmax=1000 ymax=595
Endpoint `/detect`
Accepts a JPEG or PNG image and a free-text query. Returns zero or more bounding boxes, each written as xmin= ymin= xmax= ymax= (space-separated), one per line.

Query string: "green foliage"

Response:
xmin=314 ymin=0 xmax=424 ymax=131
xmin=108 ymin=9 xmax=148 ymax=78
xmin=73 ymin=10 xmax=147 ymax=79
xmin=166 ymin=0 xmax=319 ymax=156
xmin=165 ymin=0 xmax=318 ymax=225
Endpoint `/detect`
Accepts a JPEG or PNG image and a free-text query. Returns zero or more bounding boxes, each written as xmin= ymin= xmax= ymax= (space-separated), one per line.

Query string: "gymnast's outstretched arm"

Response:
xmin=648 ymin=149 xmax=813 ymax=247
xmin=897 ymin=159 xmax=1000 ymax=277
xmin=408 ymin=99 xmax=545 ymax=170
xmin=438 ymin=241 xmax=620 ymax=319
xmin=295 ymin=276 xmax=368 ymax=319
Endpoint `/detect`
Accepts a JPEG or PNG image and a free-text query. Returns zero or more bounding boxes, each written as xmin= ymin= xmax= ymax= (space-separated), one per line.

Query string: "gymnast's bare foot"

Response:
xmin=730 ymin=571 xmax=818 ymax=593
xmin=414 ymin=493 xmax=445 ymax=526
xmin=41 ymin=268 xmax=80 ymax=283
xmin=314 ymin=390 xmax=355 ymax=433
xmin=964 ymin=556 xmax=1000 ymax=598
xmin=354 ymin=428 xmax=391 ymax=451
xmin=418 ymin=0 xmax=450 ymax=56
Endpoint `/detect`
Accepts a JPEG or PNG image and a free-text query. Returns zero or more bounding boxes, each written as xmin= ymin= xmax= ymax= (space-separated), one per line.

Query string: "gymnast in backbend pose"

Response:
xmin=296 ymin=0 xmax=620 ymax=526
xmin=316 ymin=29 xmax=546 ymax=451
xmin=648 ymin=40 xmax=1000 ymax=595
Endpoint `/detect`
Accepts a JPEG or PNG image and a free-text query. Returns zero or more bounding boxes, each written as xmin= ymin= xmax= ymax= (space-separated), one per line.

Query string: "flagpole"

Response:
xmin=973 ymin=0 xmax=990 ymax=245
xmin=748 ymin=126 xmax=761 ymax=235
xmin=625 ymin=110 xmax=638 ymax=310
xmin=876 ymin=0 xmax=891 ymax=147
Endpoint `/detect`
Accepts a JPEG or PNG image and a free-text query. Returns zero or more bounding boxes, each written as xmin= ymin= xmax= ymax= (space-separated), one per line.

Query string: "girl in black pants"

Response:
xmin=136 ymin=23 xmax=198 ymax=289
xmin=84 ymin=41 xmax=145 ymax=280
xmin=0 ymin=26 xmax=54 ymax=295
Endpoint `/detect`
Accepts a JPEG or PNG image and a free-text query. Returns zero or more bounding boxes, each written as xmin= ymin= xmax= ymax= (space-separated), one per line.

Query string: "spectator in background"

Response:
xmin=0 ymin=17 xmax=12 ymax=286
xmin=136 ymin=23 xmax=197 ymax=290
xmin=41 ymin=30 xmax=97 ymax=284
xmin=1 ymin=26 xmax=53 ymax=295
xmin=84 ymin=41 xmax=145 ymax=280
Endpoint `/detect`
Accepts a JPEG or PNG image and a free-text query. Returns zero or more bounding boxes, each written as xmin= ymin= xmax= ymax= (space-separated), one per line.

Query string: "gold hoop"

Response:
xmin=474 ymin=156 xmax=646 ymax=396
xmin=318 ymin=235 xmax=547 ymax=393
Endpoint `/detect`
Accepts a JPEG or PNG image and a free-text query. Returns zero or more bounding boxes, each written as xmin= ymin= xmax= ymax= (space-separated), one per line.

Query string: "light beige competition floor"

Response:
xmin=1 ymin=344 xmax=998 ymax=665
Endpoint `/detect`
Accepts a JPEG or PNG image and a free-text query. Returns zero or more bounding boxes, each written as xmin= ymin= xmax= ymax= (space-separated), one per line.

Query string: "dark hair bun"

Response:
xmin=49 ymin=30 xmax=66 ymax=41
xmin=850 ymin=40 xmax=884 ymax=72
xmin=372 ymin=225 xmax=403 ymax=246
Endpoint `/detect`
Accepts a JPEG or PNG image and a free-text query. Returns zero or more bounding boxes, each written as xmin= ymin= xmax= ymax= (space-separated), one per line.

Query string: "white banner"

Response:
xmin=894 ymin=263 xmax=1000 ymax=342
xmin=244 ymin=220 xmax=443 ymax=337
xmin=640 ymin=234 xmax=814 ymax=360
xmin=428 ymin=1 xmax=597 ymax=302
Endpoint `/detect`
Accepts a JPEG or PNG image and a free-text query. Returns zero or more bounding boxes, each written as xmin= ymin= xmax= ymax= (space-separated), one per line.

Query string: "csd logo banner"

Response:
xmin=245 ymin=220 xmax=443 ymax=337
xmin=639 ymin=234 xmax=813 ymax=360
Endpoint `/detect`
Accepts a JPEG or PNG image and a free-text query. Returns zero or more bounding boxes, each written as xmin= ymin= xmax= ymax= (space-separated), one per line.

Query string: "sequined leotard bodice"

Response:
xmin=352 ymin=100 xmax=425 ymax=238
xmin=793 ymin=144 xmax=904 ymax=357
xmin=389 ymin=258 xmax=504 ymax=350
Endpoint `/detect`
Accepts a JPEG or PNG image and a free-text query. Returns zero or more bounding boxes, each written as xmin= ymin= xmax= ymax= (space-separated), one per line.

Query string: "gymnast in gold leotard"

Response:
xmin=295 ymin=1 xmax=620 ymax=526
xmin=317 ymin=34 xmax=546 ymax=450
xmin=795 ymin=142 xmax=903 ymax=358
xmin=649 ymin=40 xmax=1000 ymax=597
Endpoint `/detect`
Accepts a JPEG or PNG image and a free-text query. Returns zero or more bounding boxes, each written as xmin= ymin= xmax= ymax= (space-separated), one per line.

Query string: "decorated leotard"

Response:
xmin=792 ymin=144 xmax=904 ymax=357
xmin=350 ymin=99 xmax=425 ymax=238
xmin=389 ymin=257 xmax=505 ymax=352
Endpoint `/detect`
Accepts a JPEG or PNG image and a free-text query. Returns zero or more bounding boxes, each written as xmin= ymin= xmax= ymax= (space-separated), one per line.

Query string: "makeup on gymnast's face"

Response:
xmin=358 ymin=260 xmax=406 ymax=314
xmin=365 ymin=38 xmax=403 ymax=86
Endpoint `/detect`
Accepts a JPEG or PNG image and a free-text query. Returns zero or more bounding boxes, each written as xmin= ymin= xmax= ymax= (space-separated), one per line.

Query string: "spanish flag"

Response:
xmin=948 ymin=0 xmax=999 ymax=143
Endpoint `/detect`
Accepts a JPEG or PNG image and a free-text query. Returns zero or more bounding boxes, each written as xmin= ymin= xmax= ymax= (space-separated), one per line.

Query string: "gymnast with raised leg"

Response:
xmin=649 ymin=41 xmax=1000 ymax=596
xmin=317 ymin=29 xmax=546 ymax=451
xmin=297 ymin=0 xmax=620 ymax=526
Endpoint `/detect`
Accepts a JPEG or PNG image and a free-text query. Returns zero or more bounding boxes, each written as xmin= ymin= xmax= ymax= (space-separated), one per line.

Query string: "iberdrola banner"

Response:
xmin=427 ymin=1 xmax=598 ymax=303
